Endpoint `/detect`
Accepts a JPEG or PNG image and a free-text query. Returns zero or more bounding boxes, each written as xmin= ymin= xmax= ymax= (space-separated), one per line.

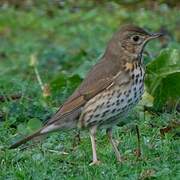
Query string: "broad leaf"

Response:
xmin=27 ymin=118 xmax=43 ymax=133
xmin=145 ymin=48 xmax=180 ymax=110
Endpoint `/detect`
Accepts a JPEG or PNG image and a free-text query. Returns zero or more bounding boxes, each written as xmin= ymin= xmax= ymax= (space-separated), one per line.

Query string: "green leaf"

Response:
xmin=67 ymin=74 xmax=82 ymax=91
xmin=140 ymin=91 xmax=154 ymax=107
xmin=50 ymin=73 xmax=67 ymax=93
xmin=153 ymin=73 xmax=180 ymax=109
xmin=27 ymin=118 xmax=43 ymax=133
xmin=145 ymin=48 xmax=180 ymax=110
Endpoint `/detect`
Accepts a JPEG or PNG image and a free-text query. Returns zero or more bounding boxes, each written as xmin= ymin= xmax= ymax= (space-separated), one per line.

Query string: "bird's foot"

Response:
xmin=115 ymin=154 xmax=124 ymax=163
xmin=89 ymin=160 xmax=101 ymax=166
xmin=117 ymin=157 xmax=123 ymax=163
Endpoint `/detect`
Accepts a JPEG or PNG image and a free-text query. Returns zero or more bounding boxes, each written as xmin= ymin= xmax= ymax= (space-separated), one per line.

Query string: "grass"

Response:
xmin=0 ymin=3 xmax=179 ymax=180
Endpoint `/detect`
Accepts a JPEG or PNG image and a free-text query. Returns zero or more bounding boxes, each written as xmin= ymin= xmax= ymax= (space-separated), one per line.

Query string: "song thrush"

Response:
xmin=10 ymin=25 xmax=162 ymax=165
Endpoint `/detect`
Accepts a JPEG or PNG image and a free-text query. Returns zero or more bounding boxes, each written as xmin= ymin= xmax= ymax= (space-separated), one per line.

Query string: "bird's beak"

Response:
xmin=148 ymin=32 xmax=164 ymax=40
xmin=143 ymin=32 xmax=164 ymax=48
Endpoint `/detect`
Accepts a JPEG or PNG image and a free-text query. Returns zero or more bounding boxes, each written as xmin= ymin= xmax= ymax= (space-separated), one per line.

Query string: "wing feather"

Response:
xmin=47 ymin=57 xmax=126 ymax=125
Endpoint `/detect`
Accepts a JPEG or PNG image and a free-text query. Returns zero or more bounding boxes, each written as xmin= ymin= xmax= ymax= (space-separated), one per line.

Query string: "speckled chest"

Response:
xmin=79 ymin=65 xmax=145 ymax=129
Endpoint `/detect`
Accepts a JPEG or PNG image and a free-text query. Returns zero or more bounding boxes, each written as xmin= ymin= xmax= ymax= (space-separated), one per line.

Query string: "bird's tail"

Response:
xmin=9 ymin=107 xmax=81 ymax=149
xmin=9 ymin=129 xmax=42 ymax=149
xmin=9 ymin=123 xmax=61 ymax=149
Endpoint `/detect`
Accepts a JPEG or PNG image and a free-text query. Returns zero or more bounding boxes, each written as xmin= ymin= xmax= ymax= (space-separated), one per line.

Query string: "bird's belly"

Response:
xmin=79 ymin=74 xmax=144 ymax=129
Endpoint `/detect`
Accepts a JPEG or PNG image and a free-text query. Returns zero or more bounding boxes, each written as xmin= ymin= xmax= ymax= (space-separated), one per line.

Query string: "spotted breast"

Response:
xmin=78 ymin=62 xmax=145 ymax=129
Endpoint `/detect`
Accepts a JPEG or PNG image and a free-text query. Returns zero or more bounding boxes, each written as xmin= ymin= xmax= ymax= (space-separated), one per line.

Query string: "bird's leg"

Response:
xmin=135 ymin=125 xmax=141 ymax=157
xmin=106 ymin=128 xmax=122 ymax=162
xmin=89 ymin=126 xmax=100 ymax=166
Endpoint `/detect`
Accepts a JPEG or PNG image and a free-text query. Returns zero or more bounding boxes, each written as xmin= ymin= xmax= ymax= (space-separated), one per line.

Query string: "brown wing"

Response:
xmin=47 ymin=56 xmax=125 ymax=125
xmin=9 ymin=59 xmax=130 ymax=149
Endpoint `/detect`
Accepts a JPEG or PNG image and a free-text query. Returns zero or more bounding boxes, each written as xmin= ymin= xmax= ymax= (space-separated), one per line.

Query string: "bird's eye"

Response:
xmin=132 ymin=35 xmax=140 ymax=42
xmin=132 ymin=35 xmax=139 ymax=42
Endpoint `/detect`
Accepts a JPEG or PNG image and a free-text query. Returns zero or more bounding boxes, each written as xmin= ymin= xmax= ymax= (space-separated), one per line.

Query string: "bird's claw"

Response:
xmin=89 ymin=160 xmax=101 ymax=166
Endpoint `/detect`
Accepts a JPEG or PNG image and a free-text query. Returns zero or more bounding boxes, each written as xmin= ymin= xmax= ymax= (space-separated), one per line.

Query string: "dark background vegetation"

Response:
xmin=0 ymin=0 xmax=179 ymax=179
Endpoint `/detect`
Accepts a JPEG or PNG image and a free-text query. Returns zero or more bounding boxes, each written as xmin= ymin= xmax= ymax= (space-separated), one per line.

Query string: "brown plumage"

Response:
xmin=10 ymin=25 xmax=162 ymax=165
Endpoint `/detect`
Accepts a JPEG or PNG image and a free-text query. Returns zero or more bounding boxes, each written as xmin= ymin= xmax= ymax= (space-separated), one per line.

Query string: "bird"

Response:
xmin=10 ymin=24 xmax=163 ymax=165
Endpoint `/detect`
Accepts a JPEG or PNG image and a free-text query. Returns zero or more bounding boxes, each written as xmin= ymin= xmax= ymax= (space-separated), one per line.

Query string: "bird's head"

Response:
xmin=107 ymin=25 xmax=163 ymax=61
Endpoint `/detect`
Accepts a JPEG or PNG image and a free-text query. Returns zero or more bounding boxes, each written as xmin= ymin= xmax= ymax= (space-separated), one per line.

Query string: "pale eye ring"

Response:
xmin=132 ymin=35 xmax=140 ymax=42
